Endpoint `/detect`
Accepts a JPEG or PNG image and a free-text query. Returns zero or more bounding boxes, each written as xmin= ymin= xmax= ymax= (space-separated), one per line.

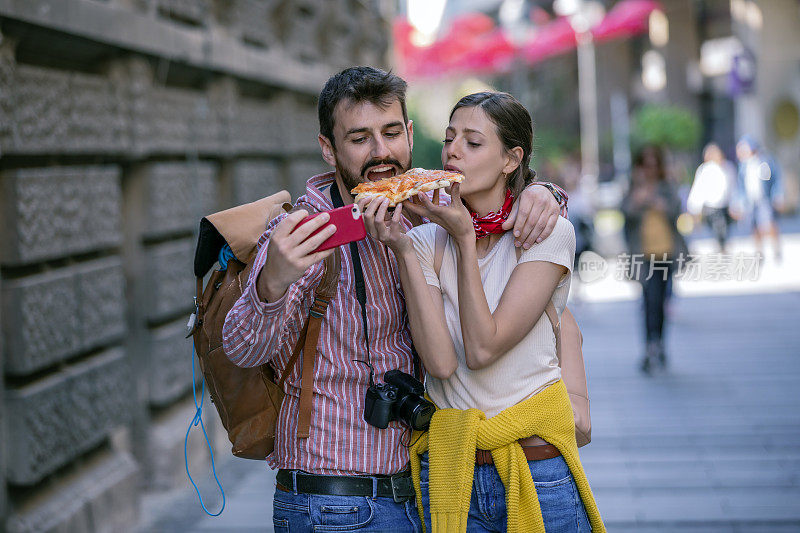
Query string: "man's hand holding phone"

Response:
xmin=257 ymin=210 xmax=337 ymax=302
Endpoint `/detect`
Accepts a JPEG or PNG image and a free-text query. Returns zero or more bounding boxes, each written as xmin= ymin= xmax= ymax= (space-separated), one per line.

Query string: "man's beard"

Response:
xmin=335 ymin=153 xmax=413 ymax=193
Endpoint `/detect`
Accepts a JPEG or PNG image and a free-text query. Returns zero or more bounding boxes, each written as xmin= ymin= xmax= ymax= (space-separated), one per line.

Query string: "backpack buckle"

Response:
xmin=186 ymin=298 xmax=200 ymax=338
xmin=309 ymin=296 xmax=330 ymax=318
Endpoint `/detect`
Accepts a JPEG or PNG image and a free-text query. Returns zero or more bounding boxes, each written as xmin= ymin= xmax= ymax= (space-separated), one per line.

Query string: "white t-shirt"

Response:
xmin=743 ymin=157 xmax=770 ymax=202
xmin=687 ymin=161 xmax=736 ymax=213
xmin=407 ymin=217 xmax=576 ymax=417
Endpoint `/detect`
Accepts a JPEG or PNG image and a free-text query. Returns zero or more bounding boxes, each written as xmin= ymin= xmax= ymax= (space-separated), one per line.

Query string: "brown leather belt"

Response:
xmin=475 ymin=444 xmax=561 ymax=465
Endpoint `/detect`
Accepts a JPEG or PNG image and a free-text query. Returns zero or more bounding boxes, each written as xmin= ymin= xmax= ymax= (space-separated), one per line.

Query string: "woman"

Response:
xmin=622 ymin=145 xmax=688 ymax=373
xmin=362 ymin=92 xmax=603 ymax=532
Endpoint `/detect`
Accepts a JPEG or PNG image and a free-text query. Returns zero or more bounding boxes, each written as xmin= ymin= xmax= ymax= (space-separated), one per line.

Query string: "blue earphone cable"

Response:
xmin=184 ymin=344 xmax=225 ymax=516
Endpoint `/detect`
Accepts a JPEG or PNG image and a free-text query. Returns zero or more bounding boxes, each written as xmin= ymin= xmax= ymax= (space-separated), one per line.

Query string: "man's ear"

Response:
xmin=407 ymin=120 xmax=414 ymax=152
xmin=503 ymin=146 xmax=524 ymax=175
xmin=319 ymin=134 xmax=337 ymax=167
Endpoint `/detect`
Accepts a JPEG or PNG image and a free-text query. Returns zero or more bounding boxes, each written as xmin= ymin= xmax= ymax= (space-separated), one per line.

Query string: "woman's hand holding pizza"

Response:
xmin=404 ymin=182 xmax=475 ymax=244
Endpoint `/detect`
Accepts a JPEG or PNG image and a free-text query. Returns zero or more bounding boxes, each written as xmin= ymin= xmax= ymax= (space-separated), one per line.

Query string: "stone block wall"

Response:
xmin=0 ymin=0 xmax=390 ymax=530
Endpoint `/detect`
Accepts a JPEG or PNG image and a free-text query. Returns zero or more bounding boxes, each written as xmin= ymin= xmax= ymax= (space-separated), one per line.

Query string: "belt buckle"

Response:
xmin=390 ymin=474 xmax=412 ymax=503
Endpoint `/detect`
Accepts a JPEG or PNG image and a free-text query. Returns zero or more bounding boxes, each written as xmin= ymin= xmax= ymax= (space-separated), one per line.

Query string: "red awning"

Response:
xmin=394 ymin=0 xmax=662 ymax=79
xmin=592 ymin=0 xmax=662 ymax=41
xmin=520 ymin=16 xmax=577 ymax=65
xmin=394 ymin=13 xmax=516 ymax=78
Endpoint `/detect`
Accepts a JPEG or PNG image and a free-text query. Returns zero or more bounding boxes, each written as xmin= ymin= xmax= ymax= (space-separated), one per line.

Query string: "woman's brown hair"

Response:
xmin=633 ymin=145 xmax=667 ymax=182
xmin=449 ymin=91 xmax=535 ymax=197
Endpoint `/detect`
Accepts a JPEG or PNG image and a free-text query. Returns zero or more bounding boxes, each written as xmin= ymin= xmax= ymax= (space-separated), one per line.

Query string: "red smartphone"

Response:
xmin=295 ymin=204 xmax=367 ymax=253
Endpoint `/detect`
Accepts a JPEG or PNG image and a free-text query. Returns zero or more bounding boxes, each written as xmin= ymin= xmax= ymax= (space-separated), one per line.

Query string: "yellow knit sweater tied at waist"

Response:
xmin=409 ymin=379 xmax=605 ymax=533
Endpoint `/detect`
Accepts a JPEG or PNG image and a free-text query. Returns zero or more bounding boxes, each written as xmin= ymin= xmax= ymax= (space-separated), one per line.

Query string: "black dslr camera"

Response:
xmin=364 ymin=370 xmax=434 ymax=431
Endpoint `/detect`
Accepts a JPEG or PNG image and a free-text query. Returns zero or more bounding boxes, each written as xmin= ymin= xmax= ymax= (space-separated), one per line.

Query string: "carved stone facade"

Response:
xmin=0 ymin=1 xmax=391 ymax=530
xmin=232 ymin=159 xmax=285 ymax=206
xmin=1 ymin=167 xmax=122 ymax=265
xmin=5 ymin=349 xmax=131 ymax=486
xmin=143 ymin=162 xmax=218 ymax=238
xmin=1 ymin=257 xmax=126 ymax=376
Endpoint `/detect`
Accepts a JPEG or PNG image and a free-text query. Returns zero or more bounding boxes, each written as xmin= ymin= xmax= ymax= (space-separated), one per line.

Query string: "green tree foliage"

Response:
xmin=409 ymin=115 xmax=445 ymax=170
xmin=532 ymin=126 xmax=579 ymax=169
xmin=631 ymin=104 xmax=701 ymax=152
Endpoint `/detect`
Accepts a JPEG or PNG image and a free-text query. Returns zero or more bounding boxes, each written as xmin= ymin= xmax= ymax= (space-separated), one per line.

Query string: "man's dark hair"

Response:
xmin=318 ymin=66 xmax=409 ymax=149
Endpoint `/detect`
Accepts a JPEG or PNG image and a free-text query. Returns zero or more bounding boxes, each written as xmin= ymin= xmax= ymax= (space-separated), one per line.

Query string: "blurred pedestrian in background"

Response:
xmin=687 ymin=142 xmax=737 ymax=252
xmin=561 ymin=159 xmax=595 ymax=303
xmin=622 ymin=145 xmax=688 ymax=374
xmin=563 ymin=163 xmax=595 ymax=269
xmin=734 ymin=135 xmax=784 ymax=262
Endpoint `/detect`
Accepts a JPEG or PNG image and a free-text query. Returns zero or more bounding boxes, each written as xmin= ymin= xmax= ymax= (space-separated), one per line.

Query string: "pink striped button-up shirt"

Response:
xmin=222 ymin=172 xmax=415 ymax=475
xmin=222 ymin=171 xmax=569 ymax=476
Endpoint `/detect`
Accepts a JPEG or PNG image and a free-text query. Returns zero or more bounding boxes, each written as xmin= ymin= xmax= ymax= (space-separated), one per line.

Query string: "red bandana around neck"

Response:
xmin=469 ymin=189 xmax=514 ymax=239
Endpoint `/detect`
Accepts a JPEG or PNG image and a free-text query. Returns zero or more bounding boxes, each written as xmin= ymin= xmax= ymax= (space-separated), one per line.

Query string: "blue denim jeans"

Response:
xmin=419 ymin=452 xmax=591 ymax=532
xmin=272 ymin=486 xmax=422 ymax=532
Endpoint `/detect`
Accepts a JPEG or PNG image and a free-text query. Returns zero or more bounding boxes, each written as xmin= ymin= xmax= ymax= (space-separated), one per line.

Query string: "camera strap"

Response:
xmin=330 ymin=181 xmax=376 ymax=387
xmin=329 ymin=181 xmax=420 ymax=384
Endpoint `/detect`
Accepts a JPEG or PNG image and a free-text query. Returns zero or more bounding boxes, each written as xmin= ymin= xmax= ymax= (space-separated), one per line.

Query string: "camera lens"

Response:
xmin=409 ymin=402 xmax=435 ymax=431
xmin=395 ymin=392 xmax=435 ymax=431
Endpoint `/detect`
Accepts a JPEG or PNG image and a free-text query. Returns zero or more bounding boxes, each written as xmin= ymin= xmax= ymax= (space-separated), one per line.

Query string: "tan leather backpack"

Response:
xmin=188 ymin=191 xmax=340 ymax=459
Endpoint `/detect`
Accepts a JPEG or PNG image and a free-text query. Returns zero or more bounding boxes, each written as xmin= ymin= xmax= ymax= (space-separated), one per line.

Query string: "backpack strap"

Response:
xmin=296 ymin=248 xmax=340 ymax=438
xmin=274 ymin=249 xmax=341 ymax=439
xmin=273 ymin=208 xmax=342 ymax=439
xmin=524 ymin=245 xmax=590 ymax=445
xmin=544 ymin=301 xmax=561 ymax=361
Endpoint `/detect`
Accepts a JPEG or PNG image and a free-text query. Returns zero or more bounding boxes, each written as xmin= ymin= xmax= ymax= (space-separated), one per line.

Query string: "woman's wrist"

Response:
xmin=446 ymin=218 xmax=475 ymax=243
xmin=453 ymin=231 xmax=477 ymax=253
xmin=389 ymin=236 xmax=414 ymax=256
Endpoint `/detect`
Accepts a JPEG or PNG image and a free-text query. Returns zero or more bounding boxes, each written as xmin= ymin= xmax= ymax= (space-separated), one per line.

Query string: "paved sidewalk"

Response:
xmin=573 ymin=291 xmax=800 ymax=531
xmin=140 ymin=229 xmax=800 ymax=531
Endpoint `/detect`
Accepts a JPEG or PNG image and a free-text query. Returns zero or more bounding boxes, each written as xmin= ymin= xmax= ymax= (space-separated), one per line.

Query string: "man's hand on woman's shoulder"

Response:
xmin=502 ymin=183 xmax=565 ymax=249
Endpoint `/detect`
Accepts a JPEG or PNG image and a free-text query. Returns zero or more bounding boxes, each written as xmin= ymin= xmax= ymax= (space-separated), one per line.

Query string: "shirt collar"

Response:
xmin=304 ymin=171 xmax=336 ymax=211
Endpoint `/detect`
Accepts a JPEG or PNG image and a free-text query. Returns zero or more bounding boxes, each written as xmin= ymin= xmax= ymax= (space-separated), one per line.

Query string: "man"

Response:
xmin=735 ymin=135 xmax=783 ymax=261
xmin=222 ymin=67 xmax=568 ymax=531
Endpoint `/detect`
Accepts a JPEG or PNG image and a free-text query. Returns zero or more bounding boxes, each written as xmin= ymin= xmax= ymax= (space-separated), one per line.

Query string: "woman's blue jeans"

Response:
xmin=419 ymin=452 xmax=591 ymax=532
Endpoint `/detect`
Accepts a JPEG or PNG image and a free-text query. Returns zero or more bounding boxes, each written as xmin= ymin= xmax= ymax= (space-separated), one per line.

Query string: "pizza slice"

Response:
xmin=350 ymin=176 xmax=402 ymax=204
xmin=351 ymin=168 xmax=463 ymax=206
